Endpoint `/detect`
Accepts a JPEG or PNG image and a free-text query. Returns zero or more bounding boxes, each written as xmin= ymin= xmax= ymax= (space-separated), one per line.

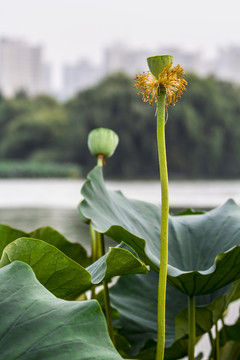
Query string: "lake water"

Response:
xmin=1 ymin=177 xmax=240 ymax=241
xmin=0 ymin=178 xmax=239 ymax=359
xmin=1 ymin=177 xmax=240 ymax=248
xmin=1 ymin=178 xmax=240 ymax=209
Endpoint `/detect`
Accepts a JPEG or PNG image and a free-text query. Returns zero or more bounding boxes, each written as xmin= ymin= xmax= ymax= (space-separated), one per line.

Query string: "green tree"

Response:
xmin=0 ymin=73 xmax=240 ymax=179
xmin=0 ymin=100 xmax=67 ymax=161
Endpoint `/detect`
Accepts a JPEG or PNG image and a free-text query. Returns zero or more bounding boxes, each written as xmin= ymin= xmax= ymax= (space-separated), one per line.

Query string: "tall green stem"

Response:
xmin=89 ymin=223 xmax=97 ymax=263
xmin=221 ymin=316 xmax=227 ymax=345
xmin=103 ymin=278 xmax=115 ymax=345
xmin=95 ymin=155 xmax=115 ymax=346
xmin=156 ymin=90 xmax=169 ymax=360
xmin=215 ymin=320 xmax=220 ymax=360
xmin=89 ymin=223 xmax=97 ymax=299
xmin=208 ymin=329 xmax=214 ymax=348
xmin=188 ymin=296 xmax=196 ymax=360
xmin=97 ymin=155 xmax=104 ymax=167
xmin=95 ymin=224 xmax=115 ymax=345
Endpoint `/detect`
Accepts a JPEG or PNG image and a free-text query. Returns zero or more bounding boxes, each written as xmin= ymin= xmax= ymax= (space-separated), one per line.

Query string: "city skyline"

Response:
xmin=61 ymin=43 xmax=240 ymax=100
xmin=0 ymin=38 xmax=50 ymax=97
xmin=1 ymin=36 xmax=240 ymax=100
xmin=0 ymin=0 xmax=240 ymax=89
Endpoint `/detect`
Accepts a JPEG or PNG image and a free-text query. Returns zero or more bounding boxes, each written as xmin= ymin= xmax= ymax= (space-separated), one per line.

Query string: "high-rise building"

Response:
xmin=0 ymin=38 xmax=51 ymax=97
xmin=61 ymin=59 xmax=104 ymax=100
xmin=60 ymin=43 xmax=240 ymax=100
xmin=104 ymin=43 xmax=149 ymax=75
xmin=215 ymin=46 xmax=240 ymax=83
xmin=104 ymin=44 xmax=208 ymax=77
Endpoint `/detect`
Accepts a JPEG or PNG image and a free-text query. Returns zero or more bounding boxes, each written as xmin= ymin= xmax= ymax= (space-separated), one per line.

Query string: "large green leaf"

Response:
xmin=0 ymin=237 xmax=147 ymax=299
xmin=80 ymin=167 xmax=240 ymax=295
xmin=0 ymin=224 xmax=90 ymax=266
xmin=219 ymin=318 xmax=240 ymax=360
xmin=30 ymin=226 xmax=90 ymax=266
xmin=0 ymin=224 xmax=27 ymax=255
xmin=0 ymin=261 xmax=123 ymax=360
xmin=219 ymin=318 xmax=240 ymax=345
xmin=209 ymin=318 xmax=240 ymax=360
xmin=109 ymin=270 xmax=238 ymax=360
xmin=87 ymin=242 xmax=148 ymax=283
xmin=219 ymin=341 xmax=240 ymax=360
xmin=175 ymin=280 xmax=240 ymax=339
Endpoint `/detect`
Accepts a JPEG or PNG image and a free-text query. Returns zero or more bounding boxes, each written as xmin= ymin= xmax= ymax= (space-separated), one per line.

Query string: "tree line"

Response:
xmin=0 ymin=72 xmax=240 ymax=179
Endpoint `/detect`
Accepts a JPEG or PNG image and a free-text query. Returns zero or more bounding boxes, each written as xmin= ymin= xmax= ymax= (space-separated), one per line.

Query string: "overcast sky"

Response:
xmin=0 ymin=0 xmax=239 ymax=87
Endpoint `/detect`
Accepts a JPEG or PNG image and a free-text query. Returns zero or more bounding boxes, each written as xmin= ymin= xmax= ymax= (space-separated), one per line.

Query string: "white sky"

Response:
xmin=0 ymin=0 xmax=239 ymax=88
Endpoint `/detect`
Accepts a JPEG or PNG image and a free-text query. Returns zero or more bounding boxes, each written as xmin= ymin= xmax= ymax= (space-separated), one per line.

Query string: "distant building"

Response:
xmin=104 ymin=44 xmax=207 ymax=77
xmin=104 ymin=43 xmax=149 ymax=75
xmin=215 ymin=46 xmax=240 ymax=84
xmin=60 ymin=45 xmax=150 ymax=100
xmin=156 ymin=47 xmax=207 ymax=75
xmin=61 ymin=60 xmax=104 ymax=100
xmin=0 ymin=38 xmax=51 ymax=97
xmin=61 ymin=43 xmax=240 ymax=100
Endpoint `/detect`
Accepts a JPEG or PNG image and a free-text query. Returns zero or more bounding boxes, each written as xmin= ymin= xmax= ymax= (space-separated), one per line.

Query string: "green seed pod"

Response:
xmin=147 ymin=55 xmax=173 ymax=78
xmin=88 ymin=128 xmax=119 ymax=158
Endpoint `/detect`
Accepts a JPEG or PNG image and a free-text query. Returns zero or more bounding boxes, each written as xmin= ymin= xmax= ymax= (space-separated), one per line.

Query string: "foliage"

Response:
xmin=0 ymin=225 xmax=147 ymax=299
xmin=78 ymin=165 xmax=239 ymax=358
xmin=0 ymin=184 xmax=239 ymax=358
xmin=80 ymin=166 xmax=240 ymax=295
xmin=64 ymin=73 xmax=240 ymax=179
xmin=0 ymin=71 xmax=239 ymax=360
xmin=0 ymin=74 xmax=240 ymax=178
xmin=0 ymin=95 xmax=67 ymax=162
xmin=0 ymin=160 xmax=81 ymax=178
xmin=0 ymin=261 xmax=122 ymax=360
xmin=108 ymin=270 xmax=239 ymax=359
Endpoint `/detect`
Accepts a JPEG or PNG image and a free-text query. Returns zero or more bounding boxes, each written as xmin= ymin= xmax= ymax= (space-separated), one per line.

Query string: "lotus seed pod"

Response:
xmin=88 ymin=128 xmax=119 ymax=158
xmin=147 ymin=55 xmax=173 ymax=78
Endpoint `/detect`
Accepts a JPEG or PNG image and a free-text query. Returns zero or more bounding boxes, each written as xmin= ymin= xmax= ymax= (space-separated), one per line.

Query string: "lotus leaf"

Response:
xmin=0 ymin=224 xmax=89 ymax=266
xmin=0 ymin=237 xmax=147 ymax=299
xmin=80 ymin=167 xmax=240 ymax=295
xmin=109 ymin=270 xmax=238 ymax=359
xmin=0 ymin=261 xmax=123 ymax=360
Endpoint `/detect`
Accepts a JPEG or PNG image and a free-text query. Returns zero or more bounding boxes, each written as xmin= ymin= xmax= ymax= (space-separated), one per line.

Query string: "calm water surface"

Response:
xmin=1 ymin=178 xmax=240 ymax=208
xmin=0 ymin=178 xmax=240 ymax=249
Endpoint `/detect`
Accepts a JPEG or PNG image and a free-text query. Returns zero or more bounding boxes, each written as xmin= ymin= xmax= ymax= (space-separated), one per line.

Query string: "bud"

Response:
xmin=88 ymin=128 xmax=119 ymax=158
xmin=147 ymin=55 xmax=173 ymax=78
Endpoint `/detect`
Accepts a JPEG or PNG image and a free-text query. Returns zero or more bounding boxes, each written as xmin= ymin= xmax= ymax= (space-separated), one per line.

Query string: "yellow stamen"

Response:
xmin=135 ymin=63 xmax=187 ymax=107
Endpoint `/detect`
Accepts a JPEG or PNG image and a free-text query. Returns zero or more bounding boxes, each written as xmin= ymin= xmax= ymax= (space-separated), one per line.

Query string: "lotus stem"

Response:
xmin=208 ymin=329 xmax=214 ymax=348
xmin=221 ymin=316 xmax=227 ymax=344
xmin=86 ymin=129 xmax=118 ymax=343
xmin=90 ymin=222 xmax=97 ymax=263
xmin=215 ymin=320 xmax=220 ymax=360
xmin=103 ymin=277 xmax=115 ymax=345
xmin=156 ymin=89 xmax=169 ymax=360
xmin=89 ymin=223 xmax=97 ymax=299
xmin=94 ymin=216 xmax=115 ymax=346
xmin=188 ymin=295 xmax=196 ymax=360
xmin=95 ymin=155 xmax=115 ymax=346
xmin=97 ymin=154 xmax=105 ymax=167
xmin=135 ymin=56 xmax=187 ymax=360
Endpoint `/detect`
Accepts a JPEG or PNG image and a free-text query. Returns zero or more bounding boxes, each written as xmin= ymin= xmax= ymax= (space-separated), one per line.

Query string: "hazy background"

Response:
xmin=0 ymin=4 xmax=239 ymax=358
xmin=1 ymin=0 xmax=240 ymax=91
xmin=0 ymin=0 xmax=240 ymax=180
